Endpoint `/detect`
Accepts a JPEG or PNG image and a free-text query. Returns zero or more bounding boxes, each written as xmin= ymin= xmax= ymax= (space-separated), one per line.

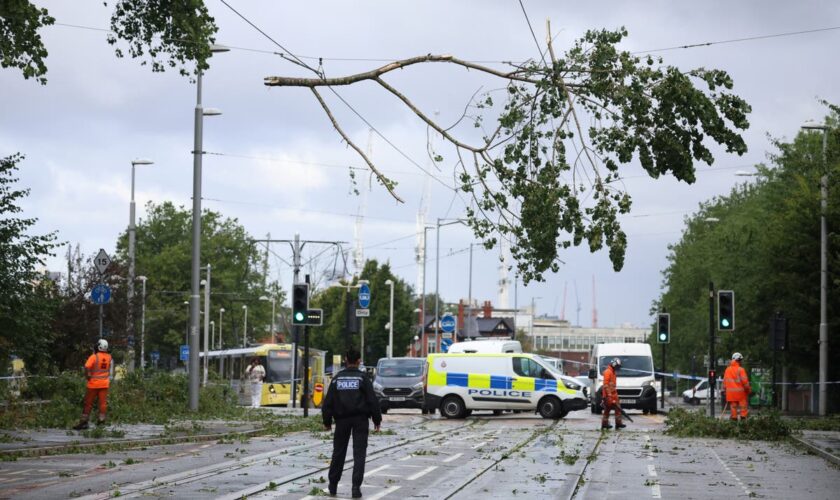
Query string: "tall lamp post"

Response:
xmin=188 ymin=44 xmax=229 ymax=411
xmin=128 ymin=158 xmax=153 ymax=370
xmin=137 ymin=276 xmax=147 ymax=369
xmin=801 ymin=122 xmax=830 ymax=416
xmin=218 ymin=308 xmax=225 ymax=349
xmin=435 ymin=218 xmax=467 ymax=354
xmin=242 ymin=305 xmax=248 ymax=348
xmin=385 ymin=279 xmax=394 ymax=358
xmin=260 ymin=295 xmax=276 ymax=341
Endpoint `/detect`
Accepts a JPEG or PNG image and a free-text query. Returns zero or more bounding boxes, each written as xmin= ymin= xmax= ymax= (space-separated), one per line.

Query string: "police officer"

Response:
xmin=323 ymin=349 xmax=381 ymax=498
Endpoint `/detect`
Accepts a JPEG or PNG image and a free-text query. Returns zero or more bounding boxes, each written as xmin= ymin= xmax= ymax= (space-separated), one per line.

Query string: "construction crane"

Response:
xmin=592 ymin=275 xmax=599 ymax=328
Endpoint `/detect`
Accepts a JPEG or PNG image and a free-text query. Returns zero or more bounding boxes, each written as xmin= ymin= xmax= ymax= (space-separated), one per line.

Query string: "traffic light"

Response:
xmin=657 ymin=313 xmax=670 ymax=344
xmin=718 ymin=290 xmax=735 ymax=331
xmin=292 ymin=283 xmax=309 ymax=325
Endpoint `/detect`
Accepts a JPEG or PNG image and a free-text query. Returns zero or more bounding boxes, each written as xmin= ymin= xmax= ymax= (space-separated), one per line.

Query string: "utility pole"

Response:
xmin=708 ymin=282 xmax=716 ymax=418
xmin=304 ymin=274 xmax=311 ymax=416
xmin=202 ymin=264 xmax=211 ymax=386
xmin=467 ymin=243 xmax=473 ymax=338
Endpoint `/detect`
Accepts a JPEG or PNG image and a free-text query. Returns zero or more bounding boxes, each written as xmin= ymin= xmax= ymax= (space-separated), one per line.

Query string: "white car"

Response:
xmin=682 ymin=379 xmax=719 ymax=405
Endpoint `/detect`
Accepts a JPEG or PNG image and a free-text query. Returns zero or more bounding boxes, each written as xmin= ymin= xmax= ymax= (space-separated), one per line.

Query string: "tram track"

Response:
xmin=76 ymin=415 xmax=470 ymax=500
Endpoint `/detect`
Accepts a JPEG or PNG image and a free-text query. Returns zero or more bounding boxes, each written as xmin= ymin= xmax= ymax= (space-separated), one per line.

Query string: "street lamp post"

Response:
xmin=218 ymin=308 xmax=225 ymax=349
xmin=201 ymin=269 xmax=211 ymax=387
xmin=801 ymin=122 xmax=830 ymax=416
xmin=242 ymin=305 xmax=248 ymax=348
xmin=128 ymin=158 xmax=153 ymax=371
xmin=188 ymin=44 xmax=229 ymax=411
xmin=137 ymin=276 xmax=147 ymax=369
xmin=260 ymin=296 xmax=276 ymax=342
xmin=210 ymin=320 xmax=215 ymax=355
xmin=435 ymin=218 xmax=467 ymax=354
xmin=385 ymin=279 xmax=394 ymax=358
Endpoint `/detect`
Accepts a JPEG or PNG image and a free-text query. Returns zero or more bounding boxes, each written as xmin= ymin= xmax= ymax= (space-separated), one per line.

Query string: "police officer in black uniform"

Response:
xmin=323 ymin=349 xmax=382 ymax=498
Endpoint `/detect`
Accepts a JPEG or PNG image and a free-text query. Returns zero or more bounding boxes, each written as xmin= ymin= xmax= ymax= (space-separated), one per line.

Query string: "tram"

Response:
xmin=202 ymin=343 xmax=327 ymax=407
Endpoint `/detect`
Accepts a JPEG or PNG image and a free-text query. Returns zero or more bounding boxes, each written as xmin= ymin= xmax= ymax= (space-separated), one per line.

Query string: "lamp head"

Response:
xmin=131 ymin=158 xmax=154 ymax=166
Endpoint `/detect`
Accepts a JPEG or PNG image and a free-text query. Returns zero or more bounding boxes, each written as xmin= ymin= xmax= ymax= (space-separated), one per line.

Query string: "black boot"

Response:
xmin=600 ymin=422 xmax=612 ymax=430
xmin=327 ymin=483 xmax=336 ymax=496
xmin=352 ymin=487 xmax=362 ymax=498
xmin=615 ymin=423 xmax=627 ymax=429
xmin=73 ymin=419 xmax=89 ymax=431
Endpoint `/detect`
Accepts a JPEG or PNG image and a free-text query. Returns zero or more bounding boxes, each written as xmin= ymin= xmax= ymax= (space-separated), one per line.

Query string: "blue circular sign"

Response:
xmin=91 ymin=284 xmax=111 ymax=305
xmin=440 ymin=313 xmax=456 ymax=333
xmin=358 ymin=283 xmax=371 ymax=309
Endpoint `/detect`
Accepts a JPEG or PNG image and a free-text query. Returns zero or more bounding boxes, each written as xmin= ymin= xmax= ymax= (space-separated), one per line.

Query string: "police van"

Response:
xmin=424 ymin=353 xmax=588 ymax=419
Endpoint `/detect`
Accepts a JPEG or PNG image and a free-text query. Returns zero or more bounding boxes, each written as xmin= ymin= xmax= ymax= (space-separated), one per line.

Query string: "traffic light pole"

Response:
xmin=661 ymin=343 xmax=666 ymax=409
xmin=303 ymin=274 xmax=310 ymax=416
xmin=708 ymin=282 xmax=716 ymax=418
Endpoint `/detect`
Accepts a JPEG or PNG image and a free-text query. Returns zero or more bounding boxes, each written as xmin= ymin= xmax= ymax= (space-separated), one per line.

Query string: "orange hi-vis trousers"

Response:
xmin=82 ymin=388 xmax=108 ymax=418
xmin=729 ymin=397 xmax=748 ymax=420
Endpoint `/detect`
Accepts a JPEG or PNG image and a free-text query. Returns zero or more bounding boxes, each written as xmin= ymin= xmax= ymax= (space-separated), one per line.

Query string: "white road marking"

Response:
xmin=471 ymin=441 xmax=487 ymax=449
xmin=709 ymin=448 xmax=753 ymax=497
xmin=647 ymin=464 xmax=657 ymax=477
xmin=651 ymin=484 xmax=662 ymax=498
xmin=443 ymin=452 xmax=463 ymax=463
xmin=398 ymin=455 xmax=412 ymax=461
xmin=367 ymin=486 xmax=401 ymax=500
xmin=407 ymin=466 xmax=437 ymax=481
xmin=365 ymin=464 xmax=391 ymax=477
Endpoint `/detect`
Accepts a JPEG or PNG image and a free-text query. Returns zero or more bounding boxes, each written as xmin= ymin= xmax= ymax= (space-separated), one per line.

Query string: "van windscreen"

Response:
xmin=377 ymin=360 xmax=424 ymax=377
xmin=599 ymin=356 xmax=653 ymax=377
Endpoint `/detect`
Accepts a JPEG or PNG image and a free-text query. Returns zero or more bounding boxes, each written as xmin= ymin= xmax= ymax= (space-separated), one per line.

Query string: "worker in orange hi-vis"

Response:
xmin=73 ymin=339 xmax=112 ymax=430
xmin=601 ymin=358 xmax=626 ymax=430
xmin=723 ymin=352 xmax=751 ymax=421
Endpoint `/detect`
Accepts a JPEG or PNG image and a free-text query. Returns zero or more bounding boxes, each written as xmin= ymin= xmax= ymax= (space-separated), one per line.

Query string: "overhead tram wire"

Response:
xmin=52 ymin=22 xmax=840 ymax=64
xmin=217 ymin=0 xmax=460 ymax=195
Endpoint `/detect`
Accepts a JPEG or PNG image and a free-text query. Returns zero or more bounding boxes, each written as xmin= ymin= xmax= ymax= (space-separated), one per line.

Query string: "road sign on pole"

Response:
xmin=441 ymin=338 xmax=453 ymax=352
xmin=305 ymin=309 xmax=324 ymax=326
xmin=355 ymin=308 xmax=370 ymax=318
xmin=94 ymin=249 xmax=111 ymax=275
xmin=440 ymin=313 xmax=456 ymax=333
xmin=180 ymin=345 xmax=189 ymax=362
xmin=91 ymin=284 xmax=111 ymax=305
xmin=358 ymin=283 xmax=371 ymax=309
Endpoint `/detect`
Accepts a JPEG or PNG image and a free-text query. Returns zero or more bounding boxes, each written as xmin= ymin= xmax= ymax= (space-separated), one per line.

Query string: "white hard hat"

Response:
xmin=97 ymin=339 xmax=109 ymax=352
xmin=731 ymin=352 xmax=743 ymax=361
xmin=610 ymin=358 xmax=622 ymax=368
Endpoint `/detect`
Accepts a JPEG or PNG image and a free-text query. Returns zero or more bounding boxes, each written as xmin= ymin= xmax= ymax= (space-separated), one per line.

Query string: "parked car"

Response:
xmin=682 ymin=378 xmax=719 ymax=405
xmin=373 ymin=357 xmax=431 ymax=414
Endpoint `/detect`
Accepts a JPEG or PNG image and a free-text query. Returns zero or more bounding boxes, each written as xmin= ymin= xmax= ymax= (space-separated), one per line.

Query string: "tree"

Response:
xmin=0 ymin=153 xmax=59 ymax=369
xmin=113 ymin=202 xmax=282 ymax=364
xmin=0 ymin=0 xmax=54 ymax=84
xmin=654 ymin=108 xmax=838 ymax=394
xmin=4 ymin=4 xmax=751 ymax=282
xmin=310 ymin=259 xmax=415 ymax=364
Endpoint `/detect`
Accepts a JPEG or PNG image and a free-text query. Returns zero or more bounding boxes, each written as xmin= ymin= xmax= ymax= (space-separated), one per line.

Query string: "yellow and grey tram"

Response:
xmin=202 ymin=343 xmax=327 ymax=407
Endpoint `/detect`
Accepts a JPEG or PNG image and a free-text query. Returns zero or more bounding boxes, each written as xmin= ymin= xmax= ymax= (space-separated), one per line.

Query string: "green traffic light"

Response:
xmin=659 ymin=333 xmax=667 ymax=341
xmin=294 ymin=311 xmax=305 ymax=322
xmin=721 ymin=318 xmax=730 ymax=328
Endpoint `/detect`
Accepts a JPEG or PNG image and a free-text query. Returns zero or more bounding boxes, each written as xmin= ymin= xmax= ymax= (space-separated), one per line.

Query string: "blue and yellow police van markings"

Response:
xmin=442 ymin=372 xmax=557 ymax=392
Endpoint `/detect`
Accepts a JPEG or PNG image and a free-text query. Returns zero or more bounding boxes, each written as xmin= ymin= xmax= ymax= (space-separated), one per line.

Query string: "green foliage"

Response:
xmin=0 ymin=153 xmax=59 ymax=370
xmin=664 ymin=407 xmax=791 ymax=441
xmin=310 ymin=259 xmax=415 ymax=364
xmin=113 ymin=202 xmax=282 ymax=363
xmin=652 ymin=109 xmax=839 ymax=387
xmin=787 ymin=415 xmax=840 ymax=432
xmin=0 ymin=0 xmax=55 ymax=84
xmin=106 ymin=0 xmax=218 ymax=77
xmin=463 ymin=28 xmax=750 ymax=282
xmin=0 ymin=371 xmax=243 ymax=428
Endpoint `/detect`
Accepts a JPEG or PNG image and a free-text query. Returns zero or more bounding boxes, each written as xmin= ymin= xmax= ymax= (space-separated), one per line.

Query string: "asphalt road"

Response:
xmin=0 ymin=408 xmax=837 ymax=499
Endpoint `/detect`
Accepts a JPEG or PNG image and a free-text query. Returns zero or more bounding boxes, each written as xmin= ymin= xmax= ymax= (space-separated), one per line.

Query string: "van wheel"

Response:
xmin=492 ymin=410 xmax=503 ymax=416
xmin=441 ymin=396 xmax=466 ymax=419
xmin=381 ymin=408 xmax=388 ymax=414
xmin=538 ymin=396 xmax=562 ymax=419
xmin=421 ymin=408 xmax=428 ymax=415
xmin=592 ymin=395 xmax=603 ymax=415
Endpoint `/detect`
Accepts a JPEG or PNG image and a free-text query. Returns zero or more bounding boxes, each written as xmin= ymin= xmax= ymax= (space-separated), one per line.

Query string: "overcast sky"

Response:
xmin=3 ymin=0 xmax=838 ymax=329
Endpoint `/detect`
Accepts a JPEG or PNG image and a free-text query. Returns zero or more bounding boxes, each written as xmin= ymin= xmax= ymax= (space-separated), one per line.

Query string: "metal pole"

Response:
xmin=361 ymin=318 xmax=365 ymax=363
xmin=291 ymin=233 xmax=301 ymax=408
xmin=127 ymin=163 xmax=136 ymax=369
xmin=421 ymin=226 xmax=429 ymax=355
xmin=388 ymin=281 xmax=394 ymax=358
xmin=819 ymin=129 xmax=828 ymax=416
xmin=467 ymin=242 xmax=473 ymax=339
xmin=140 ymin=277 xmax=146 ymax=369
xmin=188 ymin=69 xmax=204 ymax=411
xmin=434 ymin=218 xmax=440 ymax=354
xmin=709 ymin=281 xmax=716 ymax=418
xmin=219 ymin=308 xmax=224 ymax=373
xmin=661 ymin=343 xmax=666 ymax=409
xmin=271 ymin=298 xmax=276 ymax=342
xmin=242 ymin=306 xmax=248 ymax=347
xmin=203 ymin=264 xmax=211 ymax=386
xmin=304 ymin=273 xmax=311 ymax=415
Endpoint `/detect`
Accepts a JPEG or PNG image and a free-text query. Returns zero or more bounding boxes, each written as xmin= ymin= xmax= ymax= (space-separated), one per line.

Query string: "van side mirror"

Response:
xmin=588 ymin=369 xmax=597 ymax=380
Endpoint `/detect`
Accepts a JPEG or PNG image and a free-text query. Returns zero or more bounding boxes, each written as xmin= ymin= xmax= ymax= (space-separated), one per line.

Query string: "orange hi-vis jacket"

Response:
xmin=602 ymin=365 xmax=618 ymax=405
xmin=723 ymin=360 xmax=750 ymax=402
xmin=84 ymin=352 xmax=112 ymax=389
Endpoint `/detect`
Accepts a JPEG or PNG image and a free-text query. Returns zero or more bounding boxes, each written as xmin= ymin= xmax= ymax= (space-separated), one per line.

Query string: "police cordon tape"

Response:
xmin=557 ymin=358 xmax=840 ymax=385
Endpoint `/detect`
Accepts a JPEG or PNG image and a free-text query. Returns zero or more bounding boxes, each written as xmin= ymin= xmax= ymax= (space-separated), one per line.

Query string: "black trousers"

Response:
xmin=328 ymin=415 xmax=370 ymax=489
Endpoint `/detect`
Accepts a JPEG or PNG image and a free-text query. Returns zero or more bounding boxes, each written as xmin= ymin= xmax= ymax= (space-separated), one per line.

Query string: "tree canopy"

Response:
xmin=0 ymin=153 xmax=59 ymax=368
xmin=653 ymin=107 xmax=838 ymax=386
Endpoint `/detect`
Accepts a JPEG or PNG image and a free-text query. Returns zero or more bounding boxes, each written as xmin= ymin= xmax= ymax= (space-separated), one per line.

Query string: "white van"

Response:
xmin=446 ymin=339 xmax=522 ymax=354
xmin=682 ymin=378 xmax=720 ymax=405
xmin=424 ymin=353 xmax=588 ymax=419
xmin=588 ymin=343 xmax=657 ymax=414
